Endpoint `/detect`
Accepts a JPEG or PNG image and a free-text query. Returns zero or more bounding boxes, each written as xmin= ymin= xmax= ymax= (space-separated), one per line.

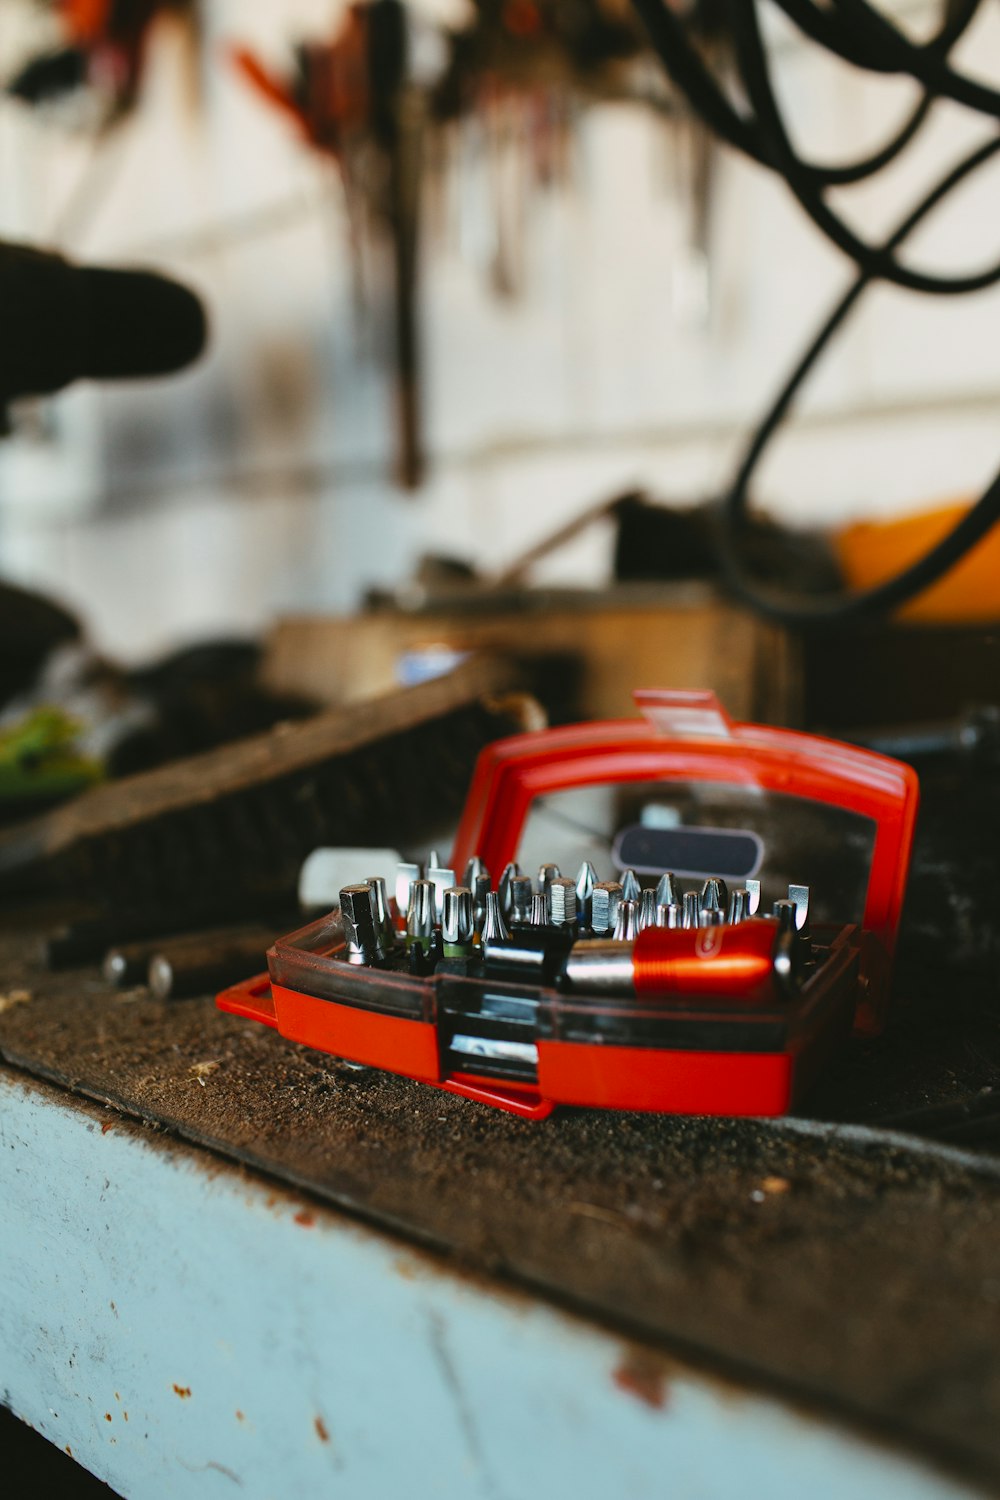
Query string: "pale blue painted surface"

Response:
xmin=0 ymin=1070 xmax=985 ymax=1500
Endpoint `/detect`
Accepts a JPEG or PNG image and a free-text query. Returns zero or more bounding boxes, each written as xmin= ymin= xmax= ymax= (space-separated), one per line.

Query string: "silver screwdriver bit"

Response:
xmin=481 ymin=890 xmax=510 ymax=944
xmin=727 ymin=888 xmax=749 ymax=925
xmin=613 ymin=899 xmax=639 ymax=942
xmin=590 ymin=881 xmax=623 ymax=936
xmin=700 ymin=877 xmax=727 ymax=915
xmin=788 ymin=884 xmax=810 ymax=931
xmin=406 ymin=879 xmax=436 ymax=951
xmin=442 ymin=886 xmax=475 ymax=956
xmin=427 ymin=850 xmax=442 ymax=871
xmin=772 ymin=898 xmax=797 ymax=933
xmin=574 ymin=861 xmax=597 ymax=926
xmin=366 ymin=876 xmax=395 ymax=950
xmin=498 ymin=861 xmax=521 ymax=916
xmin=426 ymin=865 xmax=456 ymax=922
xmin=395 ymin=862 xmax=421 ymax=924
xmin=340 ymin=884 xmax=383 ymax=965
xmin=656 ymin=901 xmax=682 ymax=928
xmin=655 ymin=872 xmax=680 ymax=908
xmin=538 ymin=863 xmax=561 ymax=898
xmin=472 ymin=874 xmax=492 ymax=926
xmin=509 ymin=875 xmax=534 ymax=925
xmin=699 ymin=905 xmax=725 ymax=926
xmin=638 ymin=887 xmax=658 ymax=930
xmin=462 ymin=856 xmax=489 ymax=889
xmin=529 ymin=892 xmax=548 ymax=928
xmin=620 ymin=868 xmax=641 ymax=903
xmin=682 ymin=890 xmax=701 ymax=929
xmin=745 ymin=879 xmax=761 ymax=916
xmin=548 ymin=877 xmax=578 ymax=927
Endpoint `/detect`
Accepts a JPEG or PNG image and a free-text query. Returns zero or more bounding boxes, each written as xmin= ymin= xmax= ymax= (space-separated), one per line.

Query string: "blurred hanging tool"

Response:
xmin=231 ymin=0 xmax=426 ymax=489
xmin=5 ymin=0 xmax=196 ymax=119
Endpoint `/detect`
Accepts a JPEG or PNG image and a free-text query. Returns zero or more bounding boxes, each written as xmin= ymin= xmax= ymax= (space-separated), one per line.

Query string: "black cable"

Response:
xmin=832 ymin=0 xmax=1000 ymax=117
xmin=628 ymin=0 xmax=1000 ymax=625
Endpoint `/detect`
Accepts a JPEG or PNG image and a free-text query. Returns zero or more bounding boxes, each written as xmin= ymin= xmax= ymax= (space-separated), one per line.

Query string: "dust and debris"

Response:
xmin=189 ymin=1060 xmax=221 ymax=1085
xmin=0 ymin=988 xmax=31 ymax=1014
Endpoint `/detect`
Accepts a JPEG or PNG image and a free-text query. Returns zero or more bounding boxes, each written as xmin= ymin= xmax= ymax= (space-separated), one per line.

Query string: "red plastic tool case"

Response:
xmin=219 ymin=690 xmax=918 ymax=1119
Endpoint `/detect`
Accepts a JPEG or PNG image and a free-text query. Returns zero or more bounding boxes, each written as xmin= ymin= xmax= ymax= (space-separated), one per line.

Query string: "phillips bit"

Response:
xmin=529 ymin=892 xmax=548 ymax=928
xmin=462 ymin=856 xmax=489 ymax=889
xmin=788 ymin=884 xmax=810 ymax=932
xmin=682 ymin=890 xmax=701 ymax=929
xmin=481 ymin=890 xmax=510 ymax=944
xmin=426 ymin=864 xmax=456 ymax=922
xmin=745 ymin=879 xmax=761 ymax=916
xmin=406 ymin=879 xmax=436 ymax=952
xmin=366 ymin=876 xmax=395 ymax=950
xmin=574 ymin=860 xmax=597 ymax=927
xmin=620 ymin=868 xmax=641 ymax=904
xmin=472 ymin=874 xmax=492 ymax=926
xmin=340 ymin=884 xmax=384 ymax=965
xmin=538 ymin=863 xmax=561 ymax=898
xmin=442 ymin=886 xmax=475 ymax=958
xmin=590 ymin=881 xmax=623 ymax=937
xmin=395 ymin=862 xmax=421 ymax=927
xmin=655 ymin=872 xmax=680 ymax=909
xmin=498 ymin=861 xmax=521 ymax=916
xmin=613 ymin=899 xmax=639 ymax=942
xmin=727 ymin=888 xmax=749 ymax=925
xmin=700 ymin=877 xmax=727 ymax=915
xmin=638 ymin=887 xmax=658 ymax=930
xmin=509 ymin=875 xmax=534 ymax=926
xmin=656 ymin=901 xmax=682 ymax=928
xmin=548 ymin=877 xmax=578 ymax=927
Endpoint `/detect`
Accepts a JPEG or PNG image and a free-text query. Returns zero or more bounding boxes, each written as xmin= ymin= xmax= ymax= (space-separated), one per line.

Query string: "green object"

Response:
xmin=0 ymin=706 xmax=103 ymax=803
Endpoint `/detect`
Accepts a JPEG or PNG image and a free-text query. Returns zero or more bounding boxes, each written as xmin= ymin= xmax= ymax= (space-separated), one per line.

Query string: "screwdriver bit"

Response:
xmin=727 ymin=888 xmax=749 ymax=925
xmin=656 ymin=901 xmax=682 ymax=928
xmin=638 ymin=888 xmax=658 ymax=930
xmin=746 ymin=879 xmax=761 ymax=916
xmin=442 ymin=886 xmax=475 ymax=957
xmin=788 ymin=884 xmax=810 ymax=932
xmin=340 ymin=884 xmax=383 ymax=965
xmin=700 ymin=877 xmax=726 ymax=915
xmin=481 ymin=890 xmax=510 ymax=944
xmin=613 ymin=898 xmax=639 ymax=942
xmin=620 ymin=869 xmax=641 ymax=904
xmin=529 ymin=892 xmax=548 ymax=928
xmin=655 ymin=872 xmax=680 ymax=908
xmin=406 ymin=879 xmax=436 ymax=951
xmin=538 ymin=863 xmax=561 ymax=898
xmin=548 ymin=877 xmax=578 ymax=928
xmin=498 ymin=861 xmax=521 ymax=916
xmin=574 ymin=861 xmax=597 ymax=927
xmin=509 ymin=875 xmax=534 ymax=925
xmin=772 ymin=898 xmax=797 ymax=933
xmin=366 ymin=875 xmax=395 ymax=950
xmin=395 ymin=862 xmax=420 ymax=925
xmin=462 ymin=856 xmax=488 ymax=888
xmin=682 ymin=890 xmax=701 ymax=929
xmin=590 ymin=881 xmax=623 ymax=936
xmin=426 ymin=864 xmax=456 ymax=922
xmin=472 ymin=874 xmax=492 ymax=926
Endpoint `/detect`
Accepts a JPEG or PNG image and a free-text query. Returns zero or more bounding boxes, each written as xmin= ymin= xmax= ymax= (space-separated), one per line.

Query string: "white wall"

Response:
xmin=0 ymin=0 xmax=997 ymax=660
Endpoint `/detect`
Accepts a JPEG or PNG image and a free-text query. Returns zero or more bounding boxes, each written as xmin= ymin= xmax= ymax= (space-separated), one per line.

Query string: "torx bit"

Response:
xmin=395 ymin=862 xmax=421 ymax=926
xmin=727 ymin=888 xmax=749 ymax=925
xmin=538 ymin=863 xmax=561 ymax=898
xmin=590 ymin=881 xmax=623 ymax=936
xmin=366 ymin=875 xmax=395 ymax=950
xmin=498 ymin=861 xmax=521 ymax=916
xmin=613 ymin=898 xmax=639 ymax=942
xmin=638 ymin=887 xmax=658 ymax=930
xmin=745 ymin=879 xmax=761 ymax=916
xmin=548 ymin=877 xmax=578 ymax=928
xmin=472 ymin=874 xmax=492 ymax=926
xmin=620 ymin=868 xmax=641 ymax=904
xmin=509 ymin=875 xmax=534 ymax=926
xmin=481 ymin=890 xmax=510 ymax=944
xmin=442 ymin=886 xmax=475 ymax=957
xmin=426 ymin=864 xmax=456 ymax=922
xmin=655 ymin=872 xmax=680 ymax=909
xmin=656 ymin=901 xmax=682 ymax=928
xmin=340 ymin=884 xmax=384 ymax=965
xmin=682 ymin=890 xmax=701 ymax=929
xmin=529 ymin=892 xmax=548 ymax=928
xmin=574 ymin=860 xmax=597 ymax=927
xmin=701 ymin=877 xmax=727 ymax=915
xmin=462 ymin=856 xmax=489 ymax=889
xmin=406 ymin=879 xmax=436 ymax=952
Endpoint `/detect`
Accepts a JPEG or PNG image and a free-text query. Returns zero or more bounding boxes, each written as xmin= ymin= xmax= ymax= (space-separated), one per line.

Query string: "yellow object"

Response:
xmin=836 ymin=500 xmax=1000 ymax=623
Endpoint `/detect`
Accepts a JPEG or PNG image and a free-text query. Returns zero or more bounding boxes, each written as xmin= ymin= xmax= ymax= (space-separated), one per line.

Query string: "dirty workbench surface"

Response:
xmin=2 ymin=907 xmax=1000 ymax=1492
